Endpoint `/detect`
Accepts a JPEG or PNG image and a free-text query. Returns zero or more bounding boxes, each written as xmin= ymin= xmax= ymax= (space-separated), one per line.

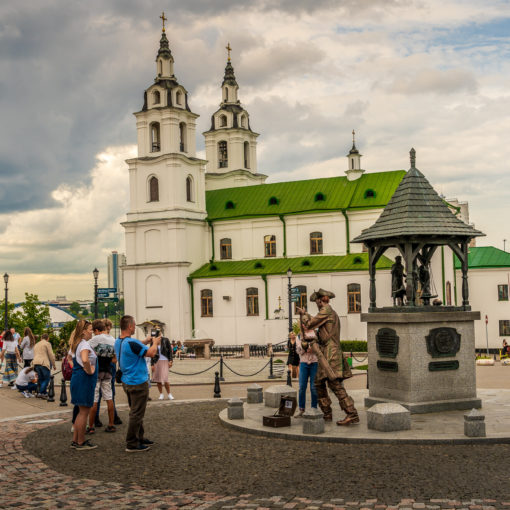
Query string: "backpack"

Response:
xmin=62 ymin=356 xmax=73 ymax=381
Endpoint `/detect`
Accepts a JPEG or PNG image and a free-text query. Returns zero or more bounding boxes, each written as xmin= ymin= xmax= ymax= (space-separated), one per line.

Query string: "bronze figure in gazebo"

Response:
xmin=352 ymin=149 xmax=484 ymax=312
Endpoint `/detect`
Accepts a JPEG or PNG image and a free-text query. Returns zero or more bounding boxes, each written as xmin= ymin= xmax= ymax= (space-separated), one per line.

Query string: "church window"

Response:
xmin=201 ymin=289 xmax=213 ymax=317
xmin=179 ymin=122 xmax=187 ymax=152
xmin=364 ymin=189 xmax=376 ymax=198
xmin=268 ymin=196 xmax=279 ymax=206
xmin=219 ymin=115 xmax=227 ymax=127
xmin=225 ymin=200 xmax=235 ymax=210
xmin=240 ymin=115 xmax=247 ymax=128
xmin=225 ymin=88 xmax=229 ymax=101
xmin=246 ymin=288 xmax=259 ymax=316
xmin=314 ymin=192 xmax=325 ymax=202
xmin=498 ymin=284 xmax=508 ymax=301
xmin=218 ymin=141 xmax=228 ymax=168
xmin=153 ymin=90 xmax=160 ymax=105
xmin=351 ymin=159 xmax=354 ymax=170
xmin=310 ymin=232 xmax=323 ymax=254
xmin=220 ymin=238 xmax=232 ymax=260
xmin=294 ymin=285 xmax=307 ymax=313
xmin=158 ymin=60 xmax=162 ymax=75
xmin=150 ymin=122 xmax=160 ymax=152
xmin=149 ymin=176 xmax=159 ymax=202
xmin=347 ymin=283 xmax=361 ymax=313
xmin=186 ymin=175 xmax=194 ymax=202
xmin=176 ymin=90 xmax=183 ymax=106
xmin=264 ymin=235 xmax=276 ymax=257
xmin=244 ymin=141 xmax=250 ymax=169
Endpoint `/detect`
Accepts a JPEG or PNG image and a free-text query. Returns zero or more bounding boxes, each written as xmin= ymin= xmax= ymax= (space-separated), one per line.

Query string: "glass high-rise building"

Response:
xmin=107 ymin=251 xmax=126 ymax=294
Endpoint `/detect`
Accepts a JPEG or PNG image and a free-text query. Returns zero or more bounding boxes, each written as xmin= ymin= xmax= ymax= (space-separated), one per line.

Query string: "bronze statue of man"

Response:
xmin=297 ymin=289 xmax=359 ymax=426
xmin=391 ymin=256 xmax=406 ymax=306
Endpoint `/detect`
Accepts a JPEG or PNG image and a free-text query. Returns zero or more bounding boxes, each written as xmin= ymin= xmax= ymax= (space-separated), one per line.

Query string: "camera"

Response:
xmin=151 ymin=329 xmax=161 ymax=338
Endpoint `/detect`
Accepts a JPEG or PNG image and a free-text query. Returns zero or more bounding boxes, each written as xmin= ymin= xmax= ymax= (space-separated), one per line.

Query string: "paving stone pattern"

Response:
xmin=5 ymin=401 xmax=510 ymax=509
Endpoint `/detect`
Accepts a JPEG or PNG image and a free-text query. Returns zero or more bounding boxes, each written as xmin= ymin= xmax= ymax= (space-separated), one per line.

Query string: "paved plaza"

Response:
xmin=1 ymin=362 xmax=510 ymax=508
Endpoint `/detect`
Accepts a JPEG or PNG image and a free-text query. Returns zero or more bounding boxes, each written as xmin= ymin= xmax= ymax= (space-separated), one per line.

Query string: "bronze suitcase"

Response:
xmin=263 ymin=395 xmax=297 ymax=428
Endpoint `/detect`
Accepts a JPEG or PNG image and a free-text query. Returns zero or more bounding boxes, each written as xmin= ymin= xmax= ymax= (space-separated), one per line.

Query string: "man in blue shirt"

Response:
xmin=115 ymin=315 xmax=160 ymax=452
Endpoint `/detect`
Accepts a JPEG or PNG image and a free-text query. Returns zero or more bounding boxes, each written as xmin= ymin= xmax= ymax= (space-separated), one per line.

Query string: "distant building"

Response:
xmin=107 ymin=251 xmax=126 ymax=294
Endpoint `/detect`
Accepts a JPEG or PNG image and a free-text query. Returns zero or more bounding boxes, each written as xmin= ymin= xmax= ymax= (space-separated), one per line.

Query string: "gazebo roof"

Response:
xmin=352 ymin=149 xmax=485 ymax=243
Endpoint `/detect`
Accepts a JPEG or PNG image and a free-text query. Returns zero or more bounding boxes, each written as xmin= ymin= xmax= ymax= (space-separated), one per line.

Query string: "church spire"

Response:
xmin=349 ymin=129 xmax=359 ymax=154
xmin=345 ymin=130 xmax=365 ymax=181
xmin=155 ymin=12 xmax=174 ymax=78
xmin=221 ymin=43 xmax=239 ymax=103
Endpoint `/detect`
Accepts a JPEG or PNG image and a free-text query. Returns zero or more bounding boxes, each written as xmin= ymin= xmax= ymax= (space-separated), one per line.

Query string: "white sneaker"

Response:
xmin=22 ymin=391 xmax=30 ymax=398
xmin=158 ymin=394 xmax=164 ymax=400
xmin=11 ymin=385 xmax=17 ymax=390
xmin=168 ymin=393 xmax=174 ymax=400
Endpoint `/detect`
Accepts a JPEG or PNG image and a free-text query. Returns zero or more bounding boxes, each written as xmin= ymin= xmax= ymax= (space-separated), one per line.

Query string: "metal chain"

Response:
xmin=351 ymin=354 xmax=368 ymax=363
xmin=169 ymin=359 xmax=220 ymax=376
xmin=222 ymin=360 xmax=270 ymax=377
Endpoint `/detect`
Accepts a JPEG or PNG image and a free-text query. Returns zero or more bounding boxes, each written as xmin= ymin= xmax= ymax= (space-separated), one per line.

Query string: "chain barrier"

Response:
xmin=222 ymin=359 xmax=270 ymax=377
xmin=351 ymin=354 xmax=368 ymax=363
xmin=169 ymin=359 xmax=220 ymax=376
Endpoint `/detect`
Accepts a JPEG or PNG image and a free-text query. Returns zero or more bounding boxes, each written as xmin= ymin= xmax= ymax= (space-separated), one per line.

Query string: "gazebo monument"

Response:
xmin=352 ymin=149 xmax=484 ymax=413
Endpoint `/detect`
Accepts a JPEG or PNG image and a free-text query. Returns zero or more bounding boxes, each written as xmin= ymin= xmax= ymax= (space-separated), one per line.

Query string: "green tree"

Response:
xmin=0 ymin=299 xmax=16 ymax=331
xmin=10 ymin=293 xmax=51 ymax=335
xmin=69 ymin=301 xmax=81 ymax=316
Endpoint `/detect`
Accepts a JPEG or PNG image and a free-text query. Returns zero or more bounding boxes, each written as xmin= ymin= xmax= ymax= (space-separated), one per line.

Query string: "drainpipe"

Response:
xmin=262 ymin=274 xmax=269 ymax=320
xmin=341 ymin=209 xmax=350 ymax=254
xmin=207 ymin=220 xmax=215 ymax=261
xmin=441 ymin=246 xmax=446 ymax=303
xmin=187 ymin=277 xmax=195 ymax=332
xmin=278 ymin=215 xmax=287 ymax=257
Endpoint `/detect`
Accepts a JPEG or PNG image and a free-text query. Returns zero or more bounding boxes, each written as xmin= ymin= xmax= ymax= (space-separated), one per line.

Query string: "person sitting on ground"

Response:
xmin=153 ymin=333 xmax=174 ymax=400
xmin=175 ymin=340 xmax=184 ymax=360
xmin=87 ymin=319 xmax=117 ymax=434
xmin=0 ymin=330 xmax=21 ymax=388
xmin=15 ymin=365 xmax=38 ymax=397
xmin=33 ymin=333 xmax=56 ymax=399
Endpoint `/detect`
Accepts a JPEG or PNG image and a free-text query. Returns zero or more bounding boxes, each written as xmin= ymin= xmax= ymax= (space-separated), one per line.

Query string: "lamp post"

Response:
xmin=287 ymin=268 xmax=293 ymax=333
xmin=104 ymin=302 xmax=108 ymax=320
xmin=3 ymin=273 xmax=8 ymax=331
xmin=93 ymin=268 xmax=99 ymax=319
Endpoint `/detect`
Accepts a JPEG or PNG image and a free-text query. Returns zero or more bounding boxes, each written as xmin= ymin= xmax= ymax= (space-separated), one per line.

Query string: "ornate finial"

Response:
xmin=226 ymin=42 xmax=232 ymax=62
xmin=410 ymin=148 xmax=416 ymax=169
xmin=160 ymin=11 xmax=167 ymax=32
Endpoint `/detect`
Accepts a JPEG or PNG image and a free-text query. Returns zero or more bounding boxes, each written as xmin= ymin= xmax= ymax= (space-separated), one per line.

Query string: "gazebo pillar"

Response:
xmin=368 ymin=246 xmax=377 ymax=309
xmin=461 ymin=241 xmax=470 ymax=308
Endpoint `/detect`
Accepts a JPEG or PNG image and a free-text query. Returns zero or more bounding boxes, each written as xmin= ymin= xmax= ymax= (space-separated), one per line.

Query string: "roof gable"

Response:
xmin=454 ymin=246 xmax=510 ymax=269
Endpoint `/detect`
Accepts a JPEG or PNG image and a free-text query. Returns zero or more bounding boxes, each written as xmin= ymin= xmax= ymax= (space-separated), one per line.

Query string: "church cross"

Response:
xmin=226 ymin=42 xmax=232 ymax=62
xmin=352 ymin=129 xmax=356 ymax=144
xmin=160 ymin=12 xmax=167 ymax=32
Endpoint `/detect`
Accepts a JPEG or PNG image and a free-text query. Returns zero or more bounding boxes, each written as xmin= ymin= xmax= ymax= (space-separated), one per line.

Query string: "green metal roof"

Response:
xmin=189 ymin=253 xmax=393 ymax=279
xmin=205 ymin=170 xmax=406 ymax=221
xmin=454 ymin=246 xmax=510 ymax=269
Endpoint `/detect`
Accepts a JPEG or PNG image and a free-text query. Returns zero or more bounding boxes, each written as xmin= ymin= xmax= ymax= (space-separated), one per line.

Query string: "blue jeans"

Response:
xmin=34 ymin=365 xmax=51 ymax=394
xmin=298 ymin=362 xmax=318 ymax=410
xmin=16 ymin=382 xmax=38 ymax=393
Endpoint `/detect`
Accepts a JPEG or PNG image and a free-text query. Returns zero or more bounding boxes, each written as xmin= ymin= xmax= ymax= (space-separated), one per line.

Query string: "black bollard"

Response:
xmin=219 ymin=354 xmax=225 ymax=382
xmin=213 ymin=371 xmax=221 ymax=398
xmin=59 ymin=378 xmax=68 ymax=406
xmin=286 ymin=369 xmax=292 ymax=387
xmin=268 ymin=353 xmax=276 ymax=379
xmin=47 ymin=375 xmax=55 ymax=402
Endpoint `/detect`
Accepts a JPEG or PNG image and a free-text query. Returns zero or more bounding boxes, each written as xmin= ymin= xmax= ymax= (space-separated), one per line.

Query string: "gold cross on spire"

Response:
xmin=226 ymin=42 xmax=232 ymax=62
xmin=160 ymin=11 xmax=167 ymax=32
xmin=352 ymin=129 xmax=356 ymax=144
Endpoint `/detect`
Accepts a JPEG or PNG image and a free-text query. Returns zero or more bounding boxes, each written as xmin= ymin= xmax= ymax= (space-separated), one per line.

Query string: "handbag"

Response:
xmin=115 ymin=337 xmax=126 ymax=384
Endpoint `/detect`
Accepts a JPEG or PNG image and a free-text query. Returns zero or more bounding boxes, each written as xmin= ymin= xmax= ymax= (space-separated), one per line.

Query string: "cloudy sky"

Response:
xmin=1 ymin=0 xmax=509 ymax=301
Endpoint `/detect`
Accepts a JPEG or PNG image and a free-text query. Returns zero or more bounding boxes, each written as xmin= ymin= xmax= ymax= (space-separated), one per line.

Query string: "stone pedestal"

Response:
xmin=362 ymin=309 xmax=482 ymax=413
xmin=183 ymin=339 xmax=215 ymax=359
xmin=302 ymin=408 xmax=325 ymax=435
xmin=464 ymin=408 xmax=486 ymax=437
xmin=227 ymin=398 xmax=244 ymax=420
xmin=247 ymin=384 xmax=263 ymax=404
xmin=367 ymin=403 xmax=411 ymax=432
xmin=263 ymin=385 xmax=297 ymax=408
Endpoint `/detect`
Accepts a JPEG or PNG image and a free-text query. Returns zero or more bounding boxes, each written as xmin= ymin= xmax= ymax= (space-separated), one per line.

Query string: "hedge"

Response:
xmin=340 ymin=340 xmax=367 ymax=352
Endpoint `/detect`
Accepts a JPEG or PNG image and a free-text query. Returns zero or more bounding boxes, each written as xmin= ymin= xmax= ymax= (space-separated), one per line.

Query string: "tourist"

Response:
xmin=286 ymin=331 xmax=300 ymax=379
xmin=153 ymin=333 xmax=174 ymax=400
xmin=175 ymin=340 xmax=184 ymax=359
xmin=295 ymin=327 xmax=318 ymax=418
xmin=33 ymin=333 xmax=56 ymax=399
xmin=501 ymin=340 xmax=510 ymax=358
xmin=69 ymin=319 xmax=98 ymax=450
xmin=11 ymin=327 xmax=20 ymax=346
xmin=87 ymin=319 xmax=116 ymax=433
xmin=15 ymin=365 xmax=38 ymax=397
xmin=115 ymin=315 xmax=160 ymax=452
xmin=0 ymin=330 xmax=21 ymax=388
xmin=20 ymin=327 xmax=36 ymax=368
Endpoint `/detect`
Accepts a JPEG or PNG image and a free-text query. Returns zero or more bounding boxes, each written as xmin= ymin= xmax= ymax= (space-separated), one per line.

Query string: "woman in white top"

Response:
xmin=15 ymin=365 xmax=38 ymax=397
xmin=69 ymin=320 xmax=98 ymax=451
xmin=19 ymin=327 xmax=36 ymax=368
xmin=0 ymin=330 xmax=21 ymax=387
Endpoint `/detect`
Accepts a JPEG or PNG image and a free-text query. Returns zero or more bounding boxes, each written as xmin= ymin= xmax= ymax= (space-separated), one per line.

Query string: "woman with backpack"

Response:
xmin=19 ymin=327 xmax=36 ymax=368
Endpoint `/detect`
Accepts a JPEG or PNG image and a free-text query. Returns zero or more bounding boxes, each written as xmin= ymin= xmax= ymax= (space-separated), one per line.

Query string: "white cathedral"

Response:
xmin=121 ymin=25 xmax=508 ymax=348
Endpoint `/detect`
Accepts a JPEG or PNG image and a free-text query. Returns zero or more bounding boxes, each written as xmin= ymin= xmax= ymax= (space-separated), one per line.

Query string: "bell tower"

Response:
xmin=345 ymin=130 xmax=365 ymax=181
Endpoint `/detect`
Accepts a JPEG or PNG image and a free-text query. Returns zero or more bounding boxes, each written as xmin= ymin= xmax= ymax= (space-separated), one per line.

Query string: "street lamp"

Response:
xmin=287 ymin=268 xmax=293 ymax=333
xmin=3 ymin=273 xmax=8 ymax=331
xmin=93 ymin=268 xmax=99 ymax=319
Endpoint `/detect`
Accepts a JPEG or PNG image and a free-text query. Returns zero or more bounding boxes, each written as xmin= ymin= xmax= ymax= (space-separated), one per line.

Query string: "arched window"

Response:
xmin=149 ymin=176 xmax=159 ymax=202
xmin=186 ymin=175 xmax=193 ymax=202
xmin=201 ymin=289 xmax=213 ymax=317
xmin=179 ymin=122 xmax=187 ymax=152
xmin=246 ymin=288 xmax=259 ymax=316
xmin=446 ymin=281 xmax=452 ymax=306
xmin=351 ymin=159 xmax=354 ymax=170
xmin=294 ymin=285 xmax=307 ymax=313
xmin=244 ymin=141 xmax=250 ymax=169
xmin=153 ymin=90 xmax=160 ymax=105
xmin=347 ymin=283 xmax=361 ymax=313
xmin=218 ymin=141 xmax=228 ymax=168
xmin=219 ymin=114 xmax=227 ymax=127
xmin=310 ymin=232 xmax=323 ymax=254
xmin=220 ymin=238 xmax=232 ymax=260
xmin=240 ymin=115 xmax=247 ymax=128
xmin=150 ymin=122 xmax=160 ymax=152
xmin=158 ymin=60 xmax=162 ymax=75
xmin=225 ymin=88 xmax=229 ymax=101
xmin=176 ymin=90 xmax=183 ymax=105
xmin=264 ymin=235 xmax=276 ymax=257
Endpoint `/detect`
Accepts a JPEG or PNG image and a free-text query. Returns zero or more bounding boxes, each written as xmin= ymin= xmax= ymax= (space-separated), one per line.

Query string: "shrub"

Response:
xmin=340 ymin=340 xmax=367 ymax=352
